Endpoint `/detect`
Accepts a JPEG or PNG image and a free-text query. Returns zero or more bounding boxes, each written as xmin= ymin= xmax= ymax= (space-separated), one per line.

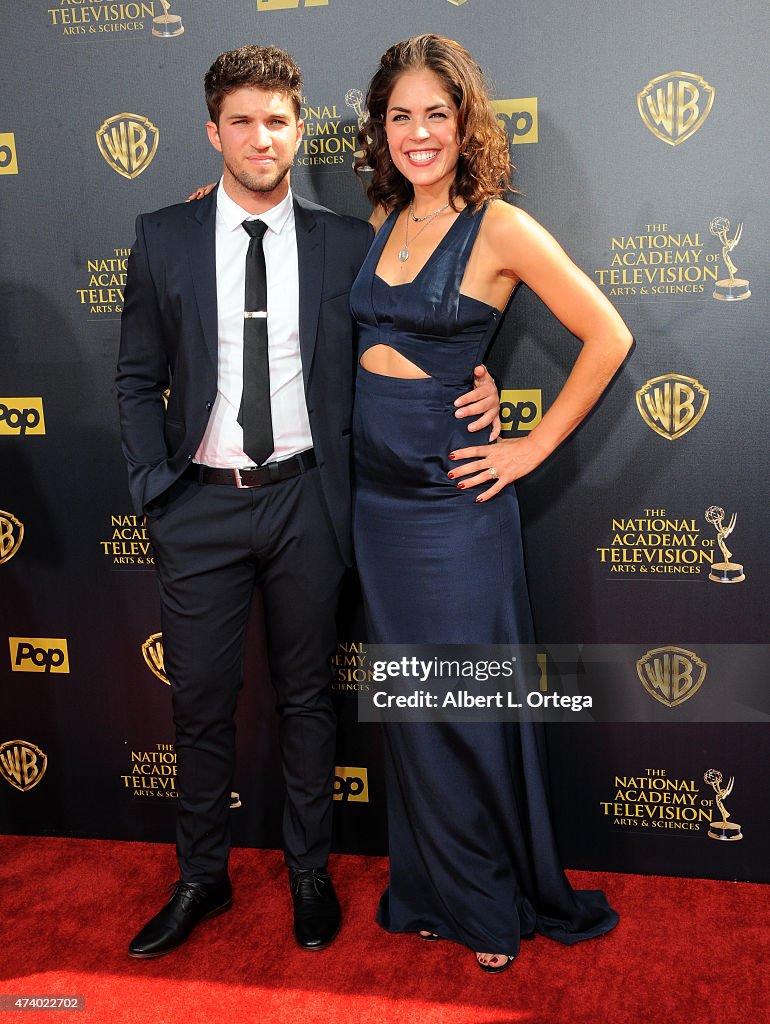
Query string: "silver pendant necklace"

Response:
xmin=398 ymin=200 xmax=451 ymax=262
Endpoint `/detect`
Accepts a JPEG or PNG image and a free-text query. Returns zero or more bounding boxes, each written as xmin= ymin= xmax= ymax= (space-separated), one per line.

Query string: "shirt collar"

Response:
xmin=216 ymin=177 xmax=294 ymax=236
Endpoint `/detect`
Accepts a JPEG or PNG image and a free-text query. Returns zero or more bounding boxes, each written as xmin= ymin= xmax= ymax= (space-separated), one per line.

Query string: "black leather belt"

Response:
xmin=184 ymin=449 xmax=316 ymax=488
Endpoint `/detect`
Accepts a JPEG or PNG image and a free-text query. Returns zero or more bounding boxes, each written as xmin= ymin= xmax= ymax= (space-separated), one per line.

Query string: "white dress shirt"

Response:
xmin=194 ymin=180 xmax=313 ymax=467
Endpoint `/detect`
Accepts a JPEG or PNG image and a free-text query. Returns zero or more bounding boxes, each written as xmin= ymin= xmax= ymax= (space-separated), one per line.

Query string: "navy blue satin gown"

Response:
xmin=350 ymin=205 xmax=618 ymax=955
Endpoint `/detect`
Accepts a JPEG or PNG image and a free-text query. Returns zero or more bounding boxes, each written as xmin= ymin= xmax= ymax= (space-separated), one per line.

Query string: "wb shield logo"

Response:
xmin=500 ymin=390 xmax=542 ymax=434
xmin=0 ymin=740 xmax=48 ymax=792
xmin=491 ymin=99 xmax=539 ymax=146
xmin=0 ymin=511 xmax=24 ymax=565
xmin=142 ymin=632 xmax=169 ymax=685
xmin=637 ymin=72 xmax=715 ymax=146
xmin=333 ymin=766 xmax=369 ymax=802
xmin=636 ymin=374 xmax=709 ymax=440
xmin=637 ymin=647 xmax=707 ymax=708
xmin=97 ymin=114 xmax=159 ymax=180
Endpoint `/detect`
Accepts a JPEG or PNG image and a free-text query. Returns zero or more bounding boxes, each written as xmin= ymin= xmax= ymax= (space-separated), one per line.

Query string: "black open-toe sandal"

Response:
xmin=476 ymin=952 xmax=515 ymax=973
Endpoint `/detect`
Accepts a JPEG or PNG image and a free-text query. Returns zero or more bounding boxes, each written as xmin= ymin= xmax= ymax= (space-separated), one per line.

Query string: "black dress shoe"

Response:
xmin=128 ymin=877 xmax=232 ymax=958
xmin=289 ymin=868 xmax=341 ymax=950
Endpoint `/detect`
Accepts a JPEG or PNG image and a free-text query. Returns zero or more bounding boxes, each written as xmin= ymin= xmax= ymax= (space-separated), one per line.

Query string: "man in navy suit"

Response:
xmin=116 ymin=45 xmax=498 ymax=959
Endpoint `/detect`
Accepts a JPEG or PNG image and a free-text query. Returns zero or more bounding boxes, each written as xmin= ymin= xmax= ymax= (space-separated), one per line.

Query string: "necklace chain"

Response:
xmin=409 ymin=200 xmax=451 ymax=223
xmin=398 ymin=201 xmax=450 ymax=262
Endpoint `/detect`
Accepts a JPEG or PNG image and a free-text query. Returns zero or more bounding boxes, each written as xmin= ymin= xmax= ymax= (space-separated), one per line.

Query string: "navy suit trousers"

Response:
xmin=147 ymin=467 xmax=345 ymax=882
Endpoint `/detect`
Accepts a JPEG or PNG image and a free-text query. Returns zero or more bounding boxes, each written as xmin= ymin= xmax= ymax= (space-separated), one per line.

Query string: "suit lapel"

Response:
xmin=185 ymin=188 xmax=218 ymax=373
xmin=294 ymin=195 xmax=324 ymax=390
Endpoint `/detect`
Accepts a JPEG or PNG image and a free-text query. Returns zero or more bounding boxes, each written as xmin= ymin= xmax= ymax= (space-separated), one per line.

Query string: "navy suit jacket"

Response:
xmin=116 ymin=187 xmax=373 ymax=565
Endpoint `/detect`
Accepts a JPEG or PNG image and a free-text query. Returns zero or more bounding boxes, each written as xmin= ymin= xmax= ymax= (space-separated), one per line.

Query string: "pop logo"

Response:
xmin=0 ymin=133 xmax=19 ymax=175
xmin=9 ymin=638 xmax=70 ymax=674
xmin=0 ymin=399 xmax=46 ymax=435
xmin=333 ymin=766 xmax=369 ymax=802
xmin=500 ymin=390 xmax=542 ymax=433
xmin=491 ymin=99 xmax=539 ymax=146
xmin=256 ymin=0 xmax=328 ymax=9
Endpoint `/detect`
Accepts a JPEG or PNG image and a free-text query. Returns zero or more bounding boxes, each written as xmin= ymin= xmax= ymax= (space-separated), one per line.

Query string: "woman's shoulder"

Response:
xmin=481 ymin=198 xmax=539 ymax=236
xmin=369 ymin=204 xmax=395 ymax=234
xmin=479 ymin=200 xmax=558 ymax=262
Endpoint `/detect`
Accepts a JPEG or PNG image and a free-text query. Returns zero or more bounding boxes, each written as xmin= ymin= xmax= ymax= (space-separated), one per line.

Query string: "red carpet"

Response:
xmin=0 ymin=835 xmax=767 ymax=1023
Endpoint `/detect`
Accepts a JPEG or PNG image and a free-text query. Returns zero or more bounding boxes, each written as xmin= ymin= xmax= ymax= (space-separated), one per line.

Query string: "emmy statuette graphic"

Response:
xmin=345 ymin=89 xmax=370 ymax=169
xmin=152 ymin=0 xmax=185 ymax=38
xmin=709 ymin=217 xmax=750 ymax=301
xmin=704 ymin=506 xmax=745 ymax=583
xmin=703 ymin=769 xmax=743 ymax=841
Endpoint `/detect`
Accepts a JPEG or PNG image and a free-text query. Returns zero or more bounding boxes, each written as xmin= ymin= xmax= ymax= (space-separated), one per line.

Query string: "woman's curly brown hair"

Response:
xmin=355 ymin=35 xmax=514 ymax=212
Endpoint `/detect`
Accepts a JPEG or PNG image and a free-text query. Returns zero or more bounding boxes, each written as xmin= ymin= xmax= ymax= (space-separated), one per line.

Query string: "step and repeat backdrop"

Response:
xmin=2 ymin=1 xmax=768 ymax=882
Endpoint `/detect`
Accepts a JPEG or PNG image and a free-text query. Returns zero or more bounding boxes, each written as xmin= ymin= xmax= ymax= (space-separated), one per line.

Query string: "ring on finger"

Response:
xmin=488 ymin=466 xmax=498 ymax=479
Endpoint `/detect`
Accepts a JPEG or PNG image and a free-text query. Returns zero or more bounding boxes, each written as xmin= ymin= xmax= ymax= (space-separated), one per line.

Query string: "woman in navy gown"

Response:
xmin=351 ymin=35 xmax=632 ymax=972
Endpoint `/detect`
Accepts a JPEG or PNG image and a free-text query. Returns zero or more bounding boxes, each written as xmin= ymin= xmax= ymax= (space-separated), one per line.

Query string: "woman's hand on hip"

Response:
xmin=447 ymin=436 xmax=547 ymax=502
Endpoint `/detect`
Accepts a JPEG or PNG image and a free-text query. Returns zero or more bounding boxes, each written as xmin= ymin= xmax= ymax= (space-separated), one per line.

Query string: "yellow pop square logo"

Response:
xmin=500 ymin=389 xmax=542 ymax=433
xmin=0 ymin=134 xmax=18 ymax=175
xmin=257 ymin=0 xmax=328 ymax=10
xmin=491 ymin=99 xmax=539 ymax=145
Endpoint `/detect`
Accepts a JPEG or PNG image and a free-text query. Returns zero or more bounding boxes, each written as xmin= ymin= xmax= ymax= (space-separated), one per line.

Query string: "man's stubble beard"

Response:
xmin=225 ymin=156 xmax=293 ymax=196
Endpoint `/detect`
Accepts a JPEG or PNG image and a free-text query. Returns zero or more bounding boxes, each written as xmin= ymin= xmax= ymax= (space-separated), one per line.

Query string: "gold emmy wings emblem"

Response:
xmin=152 ymin=0 xmax=184 ymax=37
xmin=636 ymin=374 xmax=709 ymax=440
xmin=96 ymin=114 xmax=159 ymax=180
xmin=636 ymin=647 xmax=707 ymax=708
xmin=705 ymin=506 xmax=745 ymax=583
xmin=637 ymin=72 xmax=715 ymax=146
xmin=344 ymin=89 xmax=368 ymax=168
xmin=704 ymin=769 xmax=743 ymax=841
xmin=142 ymin=632 xmax=170 ymax=685
xmin=0 ymin=511 xmax=24 ymax=565
xmin=709 ymin=217 xmax=750 ymax=301
xmin=0 ymin=740 xmax=48 ymax=792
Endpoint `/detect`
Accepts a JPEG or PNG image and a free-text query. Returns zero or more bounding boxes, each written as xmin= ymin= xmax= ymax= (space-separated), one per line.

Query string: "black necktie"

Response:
xmin=238 ymin=219 xmax=273 ymax=465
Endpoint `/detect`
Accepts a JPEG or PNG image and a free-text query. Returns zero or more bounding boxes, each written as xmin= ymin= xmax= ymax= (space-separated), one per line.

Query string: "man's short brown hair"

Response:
xmin=204 ymin=45 xmax=303 ymax=123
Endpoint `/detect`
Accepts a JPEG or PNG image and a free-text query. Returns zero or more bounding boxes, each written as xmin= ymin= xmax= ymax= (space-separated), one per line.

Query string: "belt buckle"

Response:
xmin=233 ymin=468 xmax=261 ymax=489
